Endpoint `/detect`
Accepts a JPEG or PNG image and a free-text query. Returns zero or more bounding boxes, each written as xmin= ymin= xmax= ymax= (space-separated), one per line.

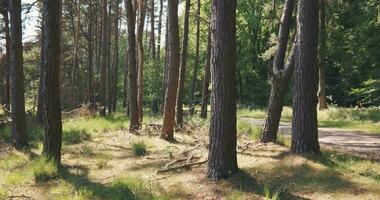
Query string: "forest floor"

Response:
xmin=0 ymin=110 xmax=380 ymax=200
xmin=241 ymin=118 xmax=380 ymax=161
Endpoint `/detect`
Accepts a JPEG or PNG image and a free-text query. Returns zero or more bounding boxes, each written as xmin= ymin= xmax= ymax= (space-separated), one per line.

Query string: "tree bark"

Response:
xmin=137 ymin=0 xmax=145 ymax=122
xmin=318 ymin=0 xmax=328 ymax=110
xmin=260 ymin=0 xmax=296 ymax=143
xmin=207 ymin=0 xmax=238 ymax=180
xmin=189 ymin=0 xmax=201 ymax=115
xmin=125 ymin=0 xmax=140 ymax=131
xmin=9 ymin=0 xmax=28 ymax=149
xmin=176 ymin=0 xmax=191 ymax=127
xmin=112 ymin=1 xmax=121 ymax=112
xmin=99 ymin=0 xmax=108 ymax=116
xmin=161 ymin=0 xmax=180 ymax=141
xmin=37 ymin=17 xmax=45 ymax=124
xmin=88 ymin=0 xmax=95 ymax=108
xmin=149 ymin=0 xmax=156 ymax=59
xmin=42 ymin=0 xmax=63 ymax=164
xmin=156 ymin=0 xmax=163 ymax=60
xmin=200 ymin=28 xmax=211 ymax=119
xmin=1 ymin=6 xmax=10 ymax=111
xmin=291 ymin=0 xmax=320 ymax=154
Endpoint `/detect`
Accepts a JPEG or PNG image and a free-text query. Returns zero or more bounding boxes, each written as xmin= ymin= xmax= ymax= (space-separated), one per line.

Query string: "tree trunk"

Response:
xmin=1 ymin=8 xmax=10 ymax=111
xmin=161 ymin=15 xmax=169 ymax=111
xmin=200 ymin=28 xmax=211 ymax=119
xmin=88 ymin=0 xmax=95 ymax=108
xmin=207 ymin=0 xmax=238 ymax=181
xmin=137 ymin=0 xmax=145 ymax=122
xmin=9 ymin=0 xmax=28 ymax=149
xmin=149 ymin=0 xmax=156 ymax=59
xmin=291 ymin=0 xmax=320 ymax=154
xmin=157 ymin=0 xmax=163 ymax=60
xmin=42 ymin=0 xmax=63 ymax=164
xmin=318 ymin=0 xmax=328 ymax=110
xmin=99 ymin=0 xmax=108 ymax=116
xmin=260 ymin=0 xmax=296 ymax=143
xmin=176 ymin=0 xmax=191 ymax=127
xmin=189 ymin=0 xmax=201 ymax=115
xmin=161 ymin=0 xmax=180 ymax=141
xmin=107 ymin=3 xmax=113 ymax=114
xmin=37 ymin=17 xmax=45 ymax=124
xmin=112 ymin=1 xmax=121 ymax=112
xmin=125 ymin=0 xmax=140 ymax=131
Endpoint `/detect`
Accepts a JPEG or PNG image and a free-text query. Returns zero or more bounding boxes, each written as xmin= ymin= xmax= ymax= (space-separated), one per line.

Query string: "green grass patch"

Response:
xmin=32 ymin=156 xmax=59 ymax=183
xmin=0 ymin=152 xmax=29 ymax=170
xmin=79 ymin=146 xmax=95 ymax=157
xmin=0 ymin=188 xmax=8 ymax=199
xmin=237 ymin=120 xmax=262 ymax=141
xmin=132 ymin=141 xmax=148 ymax=157
xmin=63 ymin=129 xmax=91 ymax=144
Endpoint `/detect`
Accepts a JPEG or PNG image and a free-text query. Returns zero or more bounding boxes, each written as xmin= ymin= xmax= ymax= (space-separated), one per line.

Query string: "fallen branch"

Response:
xmin=157 ymin=160 xmax=207 ymax=174
xmin=1 ymin=194 xmax=32 ymax=200
xmin=0 ymin=104 xmax=11 ymax=115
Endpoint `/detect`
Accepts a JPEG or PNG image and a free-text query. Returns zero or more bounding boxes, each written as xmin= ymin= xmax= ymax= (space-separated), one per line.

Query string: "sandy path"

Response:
xmin=241 ymin=118 xmax=380 ymax=161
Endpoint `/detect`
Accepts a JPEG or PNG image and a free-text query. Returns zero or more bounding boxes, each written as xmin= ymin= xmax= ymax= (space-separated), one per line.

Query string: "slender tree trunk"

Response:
xmin=176 ymin=0 xmax=191 ymax=127
xmin=1 ymin=8 xmax=11 ymax=111
xmin=161 ymin=0 xmax=180 ymax=141
xmin=189 ymin=0 xmax=201 ymax=115
xmin=291 ymin=0 xmax=320 ymax=154
xmin=137 ymin=0 xmax=145 ymax=122
xmin=9 ymin=0 xmax=28 ymax=149
xmin=125 ymin=0 xmax=140 ymax=131
xmin=70 ymin=0 xmax=81 ymax=108
xmin=99 ymin=0 xmax=108 ymax=116
xmin=161 ymin=15 xmax=169 ymax=111
xmin=200 ymin=28 xmax=211 ymax=119
xmin=112 ymin=1 xmax=121 ymax=112
xmin=207 ymin=0 xmax=238 ymax=181
xmin=42 ymin=0 xmax=63 ymax=164
xmin=37 ymin=18 xmax=45 ymax=123
xmin=149 ymin=0 xmax=156 ymax=59
xmin=107 ymin=3 xmax=113 ymax=114
xmin=318 ymin=0 xmax=328 ymax=110
xmin=260 ymin=0 xmax=296 ymax=143
xmin=157 ymin=0 xmax=163 ymax=60
xmin=88 ymin=0 xmax=95 ymax=108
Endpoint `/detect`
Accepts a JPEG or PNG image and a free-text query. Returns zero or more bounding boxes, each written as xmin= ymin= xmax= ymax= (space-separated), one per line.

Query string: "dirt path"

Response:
xmin=241 ymin=118 xmax=380 ymax=161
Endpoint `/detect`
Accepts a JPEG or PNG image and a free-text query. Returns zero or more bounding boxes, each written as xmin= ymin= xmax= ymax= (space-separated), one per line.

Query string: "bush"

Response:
xmin=32 ymin=157 xmax=59 ymax=183
xmin=132 ymin=142 xmax=148 ymax=157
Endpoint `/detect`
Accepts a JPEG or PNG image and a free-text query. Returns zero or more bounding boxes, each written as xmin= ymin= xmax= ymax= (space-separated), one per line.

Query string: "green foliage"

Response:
xmin=63 ymin=129 xmax=91 ymax=144
xmin=132 ymin=141 xmax=148 ymax=157
xmin=32 ymin=156 xmax=59 ymax=183
xmin=79 ymin=146 xmax=95 ymax=157
xmin=264 ymin=183 xmax=281 ymax=200
xmin=237 ymin=120 xmax=262 ymax=140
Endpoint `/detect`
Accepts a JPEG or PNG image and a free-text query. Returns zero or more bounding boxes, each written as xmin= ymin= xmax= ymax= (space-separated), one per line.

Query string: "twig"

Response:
xmin=156 ymin=160 xmax=207 ymax=174
xmin=1 ymin=194 xmax=32 ymax=200
xmin=0 ymin=104 xmax=11 ymax=115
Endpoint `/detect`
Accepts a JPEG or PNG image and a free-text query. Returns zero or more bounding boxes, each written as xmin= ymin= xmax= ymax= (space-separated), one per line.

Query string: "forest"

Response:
xmin=0 ymin=0 xmax=380 ymax=199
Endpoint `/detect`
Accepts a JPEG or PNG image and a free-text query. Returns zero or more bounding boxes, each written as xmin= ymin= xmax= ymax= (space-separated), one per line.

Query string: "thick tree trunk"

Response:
xmin=318 ymin=0 xmax=328 ymax=110
xmin=291 ymin=0 xmax=320 ymax=154
xmin=125 ymin=0 xmax=140 ymax=131
xmin=157 ymin=0 xmax=163 ymax=60
xmin=99 ymin=0 xmax=108 ymax=116
xmin=161 ymin=0 xmax=180 ymax=141
xmin=149 ymin=0 xmax=156 ymax=59
xmin=137 ymin=0 xmax=145 ymax=122
xmin=176 ymin=0 xmax=191 ymax=127
xmin=200 ymin=28 xmax=211 ymax=119
xmin=189 ymin=0 xmax=201 ymax=115
xmin=1 ymin=8 xmax=10 ymax=111
xmin=207 ymin=0 xmax=238 ymax=181
xmin=42 ymin=0 xmax=63 ymax=164
xmin=9 ymin=0 xmax=28 ymax=149
xmin=260 ymin=0 xmax=296 ymax=143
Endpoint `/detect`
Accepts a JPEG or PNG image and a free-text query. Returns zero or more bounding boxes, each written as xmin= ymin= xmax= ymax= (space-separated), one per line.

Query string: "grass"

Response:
xmin=238 ymin=106 xmax=380 ymax=134
xmin=237 ymin=120 xmax=262 ymax=140
xmin=264 ymin=182 xmax=280 ymax=200
xmin=32 ymin=156 xmax=59 ymax=183
xmin=79 ymin=145 xmax=95 ymax=157
xmin=132 ymin=141 xmax=148 ymax=156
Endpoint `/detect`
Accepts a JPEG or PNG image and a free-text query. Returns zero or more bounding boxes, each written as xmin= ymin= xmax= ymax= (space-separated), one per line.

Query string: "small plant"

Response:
xmin=32 ymin=156 xmax=59 ymax=183
xmin=80 ymin=145 xmax=95 ymax=157
xmin=132 ymin=141 xmax=148 ymax=156
xmin=63 ymin=129 xmax=91 ymax=144
xmin=264 ymin=183 xmax=280 ymax=200
xmin=96 ymin=159 xmax=108 ymax=169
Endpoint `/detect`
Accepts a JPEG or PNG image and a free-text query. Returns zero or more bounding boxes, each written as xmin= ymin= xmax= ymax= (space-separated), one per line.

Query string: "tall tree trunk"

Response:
xmin=189 ymin=0 xmax=201 ymax=115
xmin=176 ymin=0 xmax=191 ymax=127
xmin=200 ymin=28 xmax=211 ymax=119
xmin=9 ymin=0 xmax=28 ymax=149
xmin=123 ymin=46 xmax=130 ymax=115
xmin=107 ymin=3 xmax=113 ymax=114
xmin=99 ymin=0 xmax=108 ymax=116
xmin=156 ymin=0 xmax=163 ymax=60
xmin=88 ymin=0 xmax=95 ymax=108
xmin=70 ymin=0 xmax=81 ymax=108
xmin=42 ymin=0 xmax=63 ymax=164
xmin=291 ymin=0 xmax=320 ymax=154
xmin=112 ymin=1 xmax=121 ymax=112
xmin=137 ymin=0 xmax=145 ymax=122
xmin=260 ymin=0 xmax=296 ymax=143
xmin=207 ymin=0 xmax=238 ymax=181
xmin=37 ymin=17 xmax=45 ymax=123
xmin=318 ymin=0 xmax=328 ymax=110
xmin=149 ymin=0 xmax=156 ymax=59
xmin=161 ymin=15 xmax=169 ymax=111
xmin=1 ymin=8 xmax=10 ymax=111
xmin=161 ymin=0 xmax=180 ymax=141
xmin=125 ymin=0 xmax=140 ymax=131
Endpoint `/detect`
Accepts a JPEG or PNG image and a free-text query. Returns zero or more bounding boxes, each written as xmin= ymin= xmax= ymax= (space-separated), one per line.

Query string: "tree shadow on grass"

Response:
xmin=58 ymin=164 xmax=141 ymax=200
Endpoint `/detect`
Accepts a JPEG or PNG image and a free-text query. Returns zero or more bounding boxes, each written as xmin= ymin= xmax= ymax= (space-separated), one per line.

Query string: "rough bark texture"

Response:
xmin=161 ymin=0 xmax=180 ymax=141
xmin=0 ymin=3 xmax=10 ymax=110
xmin=176 ymin=0 xmax=191 ymax=127
xmin=112 ymin=1 xmax=121 ymax=112
xmin=189 ymin=0 xmax=201 ymax=115
xmin=37 ymin=19 xmax=45 ymax=123
xmin=99 ymin=0 xmax=108 ymax=116
xmin=207 ymin=0 xmax=238 ymax=180
xmin=149 ymin=0 xmax=156 ymax=59
xmin=9 ymin=0 xmax=28 ymax=149
xmin=318 ymin=0 xmax=328 ymax=110
xmin=125 ymin=0 xmax=139 ymax=131
xmin=137 ymin=0 xmax=145 ymax=122
xmin=156 ymin=0 xmax=163 ymax=60
xmin=88 ymin=0 xmax=95 ymax=108
xmin=260 ymin=0 xmax=295 ymax=143
xmin=291 ymin=0 xmax=320 ymax=154
xmin=42 ymin=0 xmax=63 ymax=164
xmin=200 ymin=28 xmax=211 ymax=119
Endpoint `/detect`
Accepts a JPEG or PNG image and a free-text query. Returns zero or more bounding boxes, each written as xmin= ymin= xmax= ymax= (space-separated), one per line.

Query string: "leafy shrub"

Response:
xmin=132 ymin=142 xmax=148 ymax=157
